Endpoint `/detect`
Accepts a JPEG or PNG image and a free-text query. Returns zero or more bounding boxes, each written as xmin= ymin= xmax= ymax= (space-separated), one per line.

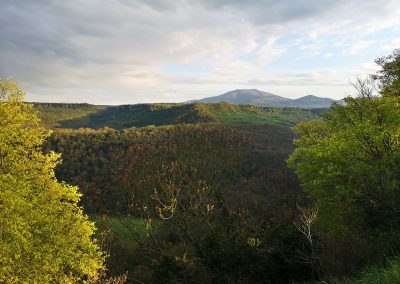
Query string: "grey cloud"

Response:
xmin=199 ymin=0 xmax=346 ymax=24
xmin=0 ymin=0 xmax=398 ymax=103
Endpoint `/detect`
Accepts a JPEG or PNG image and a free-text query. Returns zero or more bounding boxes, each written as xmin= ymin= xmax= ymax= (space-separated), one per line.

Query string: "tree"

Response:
xmin=0 ymin=79 xmax=103 ymax=282
xmin=372 ymin=48 xmax=400 ymax=97
xmin=287 ymin=50 xmax=400 ymax=272
xmin=294 ymin=204 xmax=319 ymax=279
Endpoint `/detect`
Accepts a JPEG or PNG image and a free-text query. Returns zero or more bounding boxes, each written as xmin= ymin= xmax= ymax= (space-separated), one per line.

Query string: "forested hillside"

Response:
xmin=34 ymin=102 xmax=322 ymax=129
xmin=42 ymin=123 xmax=309 ymax=282
xmin=44 ymin=124 xmax=299 ymax=215
xmin=33 ymin=93 xmax=324 ymax=283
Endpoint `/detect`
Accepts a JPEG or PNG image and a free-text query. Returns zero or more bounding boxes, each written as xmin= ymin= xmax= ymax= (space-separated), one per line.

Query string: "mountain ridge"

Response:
xmin=189 ymin=89 xmax=343 ymax=108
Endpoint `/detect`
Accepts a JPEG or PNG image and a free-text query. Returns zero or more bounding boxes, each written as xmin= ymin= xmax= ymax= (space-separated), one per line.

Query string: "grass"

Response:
xmin=327 ymin=258 xmax=400 ymax=284
xmin=207 ymin=104 xmax=319 ymax=126
xmin=92 ymin=216 xmax=149 ymax=248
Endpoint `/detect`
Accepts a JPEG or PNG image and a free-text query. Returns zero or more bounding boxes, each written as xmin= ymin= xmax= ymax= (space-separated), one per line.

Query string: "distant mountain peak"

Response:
xmin=189 ymin=90 xmax=342 ymax=108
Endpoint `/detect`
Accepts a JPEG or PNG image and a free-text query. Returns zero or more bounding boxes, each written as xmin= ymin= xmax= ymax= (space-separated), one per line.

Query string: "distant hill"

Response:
xmin=287 ymin=95 xmax=343 ymax=108
xmin=33 ymin=102 xmax=324 ymax=129
xmin=190 ymin=89 xmax=343 ymax=108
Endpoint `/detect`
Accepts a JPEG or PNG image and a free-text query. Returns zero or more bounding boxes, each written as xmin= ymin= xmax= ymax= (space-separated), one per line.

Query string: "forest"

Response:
xmin=0 ymin=50 xmax=399 ymax=283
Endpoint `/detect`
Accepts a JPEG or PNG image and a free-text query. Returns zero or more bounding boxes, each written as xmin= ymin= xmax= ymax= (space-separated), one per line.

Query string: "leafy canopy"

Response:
xmin=288 ymin=50 xmax=400 ymax=249
xmin=0 ymin=79 xmax=103 ymax=283
xmin=372 ymin=48 xmax=400 ymax=97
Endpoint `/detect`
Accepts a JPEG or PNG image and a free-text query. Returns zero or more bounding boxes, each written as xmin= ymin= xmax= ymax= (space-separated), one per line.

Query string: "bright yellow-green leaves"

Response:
xmin=0 ymin=79 xmax=103 ymax=283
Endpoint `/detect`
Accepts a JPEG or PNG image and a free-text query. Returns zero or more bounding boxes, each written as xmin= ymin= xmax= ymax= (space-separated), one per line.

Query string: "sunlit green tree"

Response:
xmin=0 ymin=79 xmax=103 ymax=282
xmin=288 ymin=50 xmax=400 ymax=269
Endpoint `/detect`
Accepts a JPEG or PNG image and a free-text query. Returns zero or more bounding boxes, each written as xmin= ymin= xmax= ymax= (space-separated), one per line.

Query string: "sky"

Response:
xmin=0 ymin=0 xmax=399 ymax=104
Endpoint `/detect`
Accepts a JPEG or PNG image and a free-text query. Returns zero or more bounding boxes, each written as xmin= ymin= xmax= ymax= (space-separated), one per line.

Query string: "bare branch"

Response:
xmin=351 ymin=77 xmax=378 ymax=99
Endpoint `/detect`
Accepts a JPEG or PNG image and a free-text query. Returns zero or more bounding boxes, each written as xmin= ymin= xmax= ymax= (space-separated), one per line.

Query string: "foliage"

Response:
xmin=0 ymin=79 xmax=103 ymax=282
xmin=138 ymin=214 xmax=311 ymax=284
xmin=289 ymin=95 xmax=400 ymax=274
xmin=43 ymin=124 xmax=301 ymax=217
xmin=288 ymin=50 xmax=400 ymax=277
xmin=372 ymin=48 xmax=400 ymax=97
xmin=43 ymin=122 xmax=310 ymax=282
xmin=44 ymin=124 xmax=248 ymax=214
xmin=111 ymin=169 xmax=310 ymax=283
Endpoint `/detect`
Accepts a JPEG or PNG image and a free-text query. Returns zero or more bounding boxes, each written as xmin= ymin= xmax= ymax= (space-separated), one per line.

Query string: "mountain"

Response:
xmin=190 ymin=89 xmax=291 ymax=107
xmin=190 ymin=89 xmax=342 ymax=108
xmin=289 ymin=95 xmax=342 ymax=108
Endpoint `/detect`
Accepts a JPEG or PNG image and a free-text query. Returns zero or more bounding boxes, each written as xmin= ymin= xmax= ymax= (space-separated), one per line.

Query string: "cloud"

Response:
xmin=381 ymin=37 xmax=400 ymax=51
xmin=342 ymin=40 xmax=375 ymax=56
xmin=0 ymin=0 xmax=399 ymax=104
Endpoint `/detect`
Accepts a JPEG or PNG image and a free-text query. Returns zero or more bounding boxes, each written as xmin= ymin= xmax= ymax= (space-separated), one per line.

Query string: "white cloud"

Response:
xmin=308 ymin=32 xmax=318 ymax=40
xmin=257 ymin=37 xmax=286 ymax=64
xmin=342 ymin=40 xmax=375 ymax=56
xmin=381 ymin=37 xmax=400 ymax=51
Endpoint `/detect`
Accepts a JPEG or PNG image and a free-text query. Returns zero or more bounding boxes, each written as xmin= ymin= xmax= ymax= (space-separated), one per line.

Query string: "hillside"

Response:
xmin=201 ymin=103 xmax=321 ymax=126
xmin=191 ymin=89 xmax=343 ymax=108
xmin=33 ymin=102 xmax=323 ymax=129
